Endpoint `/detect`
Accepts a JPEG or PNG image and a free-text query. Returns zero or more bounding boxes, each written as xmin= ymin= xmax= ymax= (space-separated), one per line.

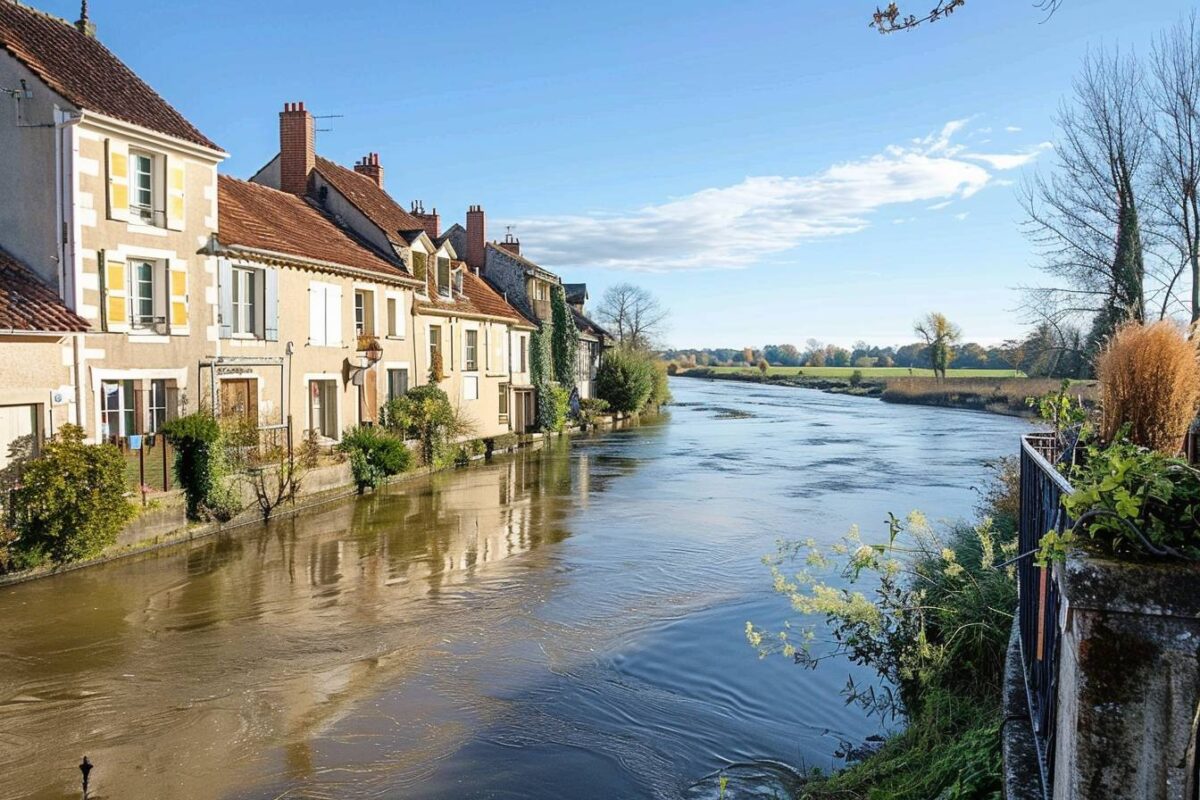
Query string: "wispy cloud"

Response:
xmin=508 ymin=120 xmax=1047 ymax=272
xmin=1005 ymin=125 xmax=1023 ymax=133
xmin=954 ymin=212 xmax=970 ymax=221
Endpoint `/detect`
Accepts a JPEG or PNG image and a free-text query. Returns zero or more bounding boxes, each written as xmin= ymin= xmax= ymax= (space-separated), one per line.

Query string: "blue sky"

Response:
xmin=41 ymin=0 xmax=1198 ymax=347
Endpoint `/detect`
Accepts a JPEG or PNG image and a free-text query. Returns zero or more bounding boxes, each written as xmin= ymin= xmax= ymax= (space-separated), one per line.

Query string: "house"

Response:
xmin=0 ymin=0 xmax=227 ymax=442
xmin=247 ymin=102 xmax=535 ymax=437
xmin=210 ymin=174 xmax=424 ymax=442
xmin=0 ymin=246 xmax=88 ymax=468
xmin=446 ymin=209 xmax=611 ymax=399
xmin=563 ymin=283 xmax=613 ymax=401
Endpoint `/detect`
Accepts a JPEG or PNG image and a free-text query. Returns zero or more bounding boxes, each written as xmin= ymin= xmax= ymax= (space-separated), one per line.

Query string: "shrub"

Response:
xmin=578 ymin=397 xmax=611 ymax=426
xmin=1096 ymin=321 xmax=1200 ymax=454
xmin=380 ymin=385 xmax=475 ymax=466
xmin=649 ymin=359 xmax=672 ymax=407
xmin=339 ymin=426 xmax=412 ymax=493
xmin=162 ymin=413 xmax=222 ymax=521
xmin=666 ymin=362 xmax=679 ymax=376
xmin=595 ymin=348 xmax=655 ymax=413
xmin=9 ymin=425 xmax=133 ymax=566
xmin=849 ymin=369 xmax=864 ymax=387
xmin=757 ymin=359 xmax=769 ymax=375
xmin=538 ymin=384 xmax=570 ymax=432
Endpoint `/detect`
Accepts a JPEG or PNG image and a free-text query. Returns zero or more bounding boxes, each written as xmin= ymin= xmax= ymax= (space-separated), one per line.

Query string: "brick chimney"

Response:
xmin=410 ymin=201 xmax=440 ymax=240
xmin=354 ymin=152 xmax=384 ymax=189
xmin=279 ymin=102 xmax=314 ymax=195
xmin=466 ymin=205 xmax=486 ymax=271
xmin=497 ymin=230 xmax=520 ymax=256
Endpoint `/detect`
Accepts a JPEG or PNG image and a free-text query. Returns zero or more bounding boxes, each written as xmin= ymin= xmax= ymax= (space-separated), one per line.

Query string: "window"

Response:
xmin=232 ymin=267 xmax=256 ymax=336
xmin=148 ymin=379 xmax=167 ymax=433
xmin=129 ymin=258 xmax=164 ymax=331
xmin=499 ymin=382 xmax=509 ymax=420
xmin=464 ymin=329 xmax=478 ymax=371
xmin=463 ymin=375 xmax=479 ymax=401
xmin=412 ymin=251 xmax=428 ymax=282
xmin=520 ymin=334 xmax=528 ymax=372
xmin=453 ymin=269 xmax=463 ymax=295
xmin=100 ymin=380 xmax=135 ymax=438
xmin=354 ymin=289 xmax=374 ymax=336
xmin=130 ymin=150 xmax=156 ymax=222
xmin=387 ymin=297 xmax=398 ymax=337
xmin=428 ymin=324 xmax=442 ymax=369
xmin=437 ymin=257 xmax=451 ymax=297
xmin=308 ymin=282 xmax=343 ymax=346
xmin=387 ymin=368 xmax=409 ymax=400
xmin=309 ymin=380 xmax=338 ymax=439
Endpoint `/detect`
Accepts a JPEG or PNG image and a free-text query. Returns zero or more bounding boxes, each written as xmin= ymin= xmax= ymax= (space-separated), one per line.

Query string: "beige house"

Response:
xmin=0 ymin=247 xmax=88 ymax=468
xmin=0 ymin=2 xmax=226 ymax=441
xmin=247 ymin=103 xmax=536 ymax=438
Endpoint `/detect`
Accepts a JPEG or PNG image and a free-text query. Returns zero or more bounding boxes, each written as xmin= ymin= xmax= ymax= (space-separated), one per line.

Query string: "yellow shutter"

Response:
xmin=106 ymin=138 xmax=129 ymax=222
xmin=166 ymin=156 xmax=186 ymax=231
xmin=168 ymin=260 xmax=189 ymax=333
xmin=100 ymin=251 xmax=129 ymax=332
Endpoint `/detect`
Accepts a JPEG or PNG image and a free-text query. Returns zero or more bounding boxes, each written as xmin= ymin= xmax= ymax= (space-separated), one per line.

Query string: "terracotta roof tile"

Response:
xmin=314 ymin=157 xmax=425 ymax=246
xmin=217 ymin=176 xmax=412 ymax=282
xmin=417 ymin=262 xmax=535 ymax=327
xmin=0 ymin=246 xmax=88 ymax=332
xmin=0 ymin=1 xmax=219 ymax=150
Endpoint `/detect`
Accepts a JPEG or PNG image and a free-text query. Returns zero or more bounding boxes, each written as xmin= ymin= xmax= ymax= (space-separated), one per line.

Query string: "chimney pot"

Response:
xmin=353 ymin=152 xmax=384 ymax=189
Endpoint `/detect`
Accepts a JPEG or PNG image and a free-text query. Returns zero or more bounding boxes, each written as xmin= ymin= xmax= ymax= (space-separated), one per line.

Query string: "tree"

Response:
xmin=595 ymin=348 xmax=656 ymax=413
xmin=1149 ymin=13 xmax=1200 ymax=322
xmin=596 ymin=283 xmax=669 ymax=351
xmin=869 ymin=0 xmax=1061 ymax=34
xmin=1023 ymin=46 xmax=1152 ymax=351
xmin=550 ymin=285 xmax=579 ymax=391
xmin=914 ymin=312 xmax=961 ymax=381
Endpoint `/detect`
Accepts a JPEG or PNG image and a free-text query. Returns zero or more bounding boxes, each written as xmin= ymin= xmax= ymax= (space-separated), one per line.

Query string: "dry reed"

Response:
xmin=1095 ymin=321 xmax=1200 ymax=454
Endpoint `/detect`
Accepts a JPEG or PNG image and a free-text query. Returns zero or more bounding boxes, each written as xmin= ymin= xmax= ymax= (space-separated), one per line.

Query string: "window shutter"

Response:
xmin=105 ymin=139 xmax=129 ymax=222
xmin=263 ymin=268 xmax=279 ymax=341
xmin=308 ymin=283 xmax=325 ymax=346
xmin=100 ymin=251 xmax=129 ymax=332
xmin=510 ymin=331 xmax=519 ymax=372
xmin=394 ymin=293 xmax=406 ymax=337
xmin=326 ymin=285 xmax=343 ymax=346
xmin=218 ymin=259 xmax=233 ymax=339
xmin=165 ymin=156 xmax=186 ymax=231
xmin=168 ymin=259 xmax=188 ymax=333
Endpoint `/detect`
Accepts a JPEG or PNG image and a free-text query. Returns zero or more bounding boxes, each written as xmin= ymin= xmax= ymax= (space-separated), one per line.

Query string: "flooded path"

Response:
xmin=0 ymin=379 xmax=1027 ymax=799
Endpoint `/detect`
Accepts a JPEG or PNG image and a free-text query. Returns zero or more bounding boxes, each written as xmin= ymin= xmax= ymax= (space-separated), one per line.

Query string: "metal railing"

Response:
xmin=1018 ymin=432 xmax=1074 ymax=796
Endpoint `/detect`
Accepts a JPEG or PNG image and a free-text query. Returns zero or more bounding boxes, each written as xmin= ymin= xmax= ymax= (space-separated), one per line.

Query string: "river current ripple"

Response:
xmin=0 ymin=378 xmax=1027 ymax=799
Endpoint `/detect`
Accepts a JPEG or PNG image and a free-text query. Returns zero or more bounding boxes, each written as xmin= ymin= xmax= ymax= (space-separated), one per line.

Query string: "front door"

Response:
xmin=220 ymin=378 xmax=258 ymax=425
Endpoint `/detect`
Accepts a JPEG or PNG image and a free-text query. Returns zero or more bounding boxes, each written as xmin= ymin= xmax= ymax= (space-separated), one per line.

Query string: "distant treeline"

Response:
xmin=663 ymin=323 xmax=1085 ymax=377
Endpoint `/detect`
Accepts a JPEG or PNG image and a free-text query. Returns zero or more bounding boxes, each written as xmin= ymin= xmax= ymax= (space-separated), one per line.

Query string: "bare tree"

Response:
xmin=1021 ymin=46 xmax=1153 ymax=347
xmin=596 ymin=283 xmax=669 ymax=351
xmin=1148 ymin=12 xmax=1200 ymax=322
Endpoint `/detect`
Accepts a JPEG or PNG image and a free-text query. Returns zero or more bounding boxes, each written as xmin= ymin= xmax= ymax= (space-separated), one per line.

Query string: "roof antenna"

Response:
xmin=75 ymin=0 xmax=97 ymax=37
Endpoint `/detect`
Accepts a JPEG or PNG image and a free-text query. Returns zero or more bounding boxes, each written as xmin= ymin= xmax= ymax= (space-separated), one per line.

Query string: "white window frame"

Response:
xmin=148 ymin=379 xmax=168 ymax=433
xmin=100 ymin=379 xmax=135 ymax=439
xmin=428 ymin=323 xmax=442 ymax=371
xmin=306 ymin=376 xmax=340 ymax=440
xmin=232 ymin=266 xmax=257 ymax=337
xmin=354 ymin=288 xmax=375 ymax=337
xmin=464 ymin=328 xmax=479 ymax=372
xmin=128 ymin=257 xmax=166 ymax=333
xmin=129 ymin=149 xmax=161 ymax=226
xmin=462 ymin=375 xmax=479 ymax=401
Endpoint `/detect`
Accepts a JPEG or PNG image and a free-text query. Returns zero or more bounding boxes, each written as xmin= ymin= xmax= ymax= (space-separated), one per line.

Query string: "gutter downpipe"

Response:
xmin=55 ymin=109 xmax=85 ymax=430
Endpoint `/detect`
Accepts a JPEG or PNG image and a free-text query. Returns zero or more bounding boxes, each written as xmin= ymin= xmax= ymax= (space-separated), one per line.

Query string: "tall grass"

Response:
xmin=1096 ymin=321 xmax=1200 ymax=453
xmin=882 ymin=377 xmax=1097 ymax=415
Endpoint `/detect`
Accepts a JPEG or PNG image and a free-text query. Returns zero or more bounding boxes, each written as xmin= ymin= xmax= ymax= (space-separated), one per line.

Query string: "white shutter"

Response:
xmin=326 ymin=285 xmax=342 ymax=346
xmin=394 ymin=292 xmax=406 ymax=337
xmin=509 ymin=331 xmax=520 ymax=372
xmin=308 ymin=283 xmax=325 ymax=346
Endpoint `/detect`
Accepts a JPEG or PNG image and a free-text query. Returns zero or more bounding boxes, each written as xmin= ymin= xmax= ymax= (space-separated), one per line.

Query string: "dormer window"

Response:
xmin=437 ymin=257 xmax=451 ymax=298
xmin=453 ymin=269 xmax=463 ymax=295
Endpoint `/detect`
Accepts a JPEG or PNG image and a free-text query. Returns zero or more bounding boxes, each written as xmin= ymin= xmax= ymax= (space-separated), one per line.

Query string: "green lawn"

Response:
xmin=685 ymin=366 xmax=1027 ymax=379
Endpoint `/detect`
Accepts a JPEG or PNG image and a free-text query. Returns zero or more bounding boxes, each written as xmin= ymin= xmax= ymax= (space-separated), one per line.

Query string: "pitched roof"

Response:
xmin=0 ymin=246 xmax=88 ymax=333
xmin=0 ymin=1 xmax=219 ymax=150
xmin=564 ymin=283 xmax=587 ymax=305
xmin=572 ymin=307 xmax=611 ymax=342
xmin=485 ymin=241 xmax=561 ymax=281
xmin=217 ymin=175 xmax=413 ymax=282
xmin=313 ymin=157 xmax=426 ymax=247
xmin=416 ymin=262 xmax=535 ymax=327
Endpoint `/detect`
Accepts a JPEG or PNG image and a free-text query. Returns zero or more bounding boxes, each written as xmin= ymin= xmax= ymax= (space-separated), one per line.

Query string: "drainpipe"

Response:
xmin=55 ymin=110 xmax=86 ymax=432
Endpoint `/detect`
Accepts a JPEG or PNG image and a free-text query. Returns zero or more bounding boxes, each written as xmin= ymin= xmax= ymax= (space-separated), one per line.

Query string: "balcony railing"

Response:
xmin=1017 ymin=432 xmax=1073 ymax=796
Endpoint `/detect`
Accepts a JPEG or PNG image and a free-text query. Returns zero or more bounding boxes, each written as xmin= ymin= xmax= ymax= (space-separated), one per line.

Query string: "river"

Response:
xmin=0 ymin=378 xmax=1028 ymax=800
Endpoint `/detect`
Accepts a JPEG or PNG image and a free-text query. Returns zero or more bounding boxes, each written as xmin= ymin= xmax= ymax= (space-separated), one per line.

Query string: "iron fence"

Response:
xmin=1018 ymin=432 xmax=1073 ymax=796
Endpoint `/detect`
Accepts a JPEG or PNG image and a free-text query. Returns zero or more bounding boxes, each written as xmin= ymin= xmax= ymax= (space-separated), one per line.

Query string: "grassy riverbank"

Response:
xmin=678 ymin=367 xmax=1096 ymax=417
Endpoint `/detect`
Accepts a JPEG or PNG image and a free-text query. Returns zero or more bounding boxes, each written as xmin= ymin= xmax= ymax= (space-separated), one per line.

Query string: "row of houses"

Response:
xmin=0 ymin=1 xmax=611 ymax=466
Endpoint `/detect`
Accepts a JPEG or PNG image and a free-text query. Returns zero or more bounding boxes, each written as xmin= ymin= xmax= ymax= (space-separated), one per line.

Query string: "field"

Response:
xmin=685 ymin=366 xmax=1026 ymax=379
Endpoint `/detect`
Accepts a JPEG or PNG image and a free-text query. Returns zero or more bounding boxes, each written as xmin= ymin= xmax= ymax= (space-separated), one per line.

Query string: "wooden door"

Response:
xmin=220 ymin=379 xmax=258 ymax=425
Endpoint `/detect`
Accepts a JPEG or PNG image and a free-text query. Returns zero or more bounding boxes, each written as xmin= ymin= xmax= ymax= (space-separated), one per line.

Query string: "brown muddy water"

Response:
xmin=0 ymin=378 xmax=1028 ymax=799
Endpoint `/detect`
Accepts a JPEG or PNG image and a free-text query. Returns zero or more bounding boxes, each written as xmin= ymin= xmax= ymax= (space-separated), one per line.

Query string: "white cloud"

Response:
xmin=954 ymin=212 xmax=970 ymax=221
xmin=1005 ymin=125 xmax=1023 ymax=133
xmin=508 ymin=121 xmax=1049 ymax=273
xmin=927 ymin=200 xmax=953 ymax=211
